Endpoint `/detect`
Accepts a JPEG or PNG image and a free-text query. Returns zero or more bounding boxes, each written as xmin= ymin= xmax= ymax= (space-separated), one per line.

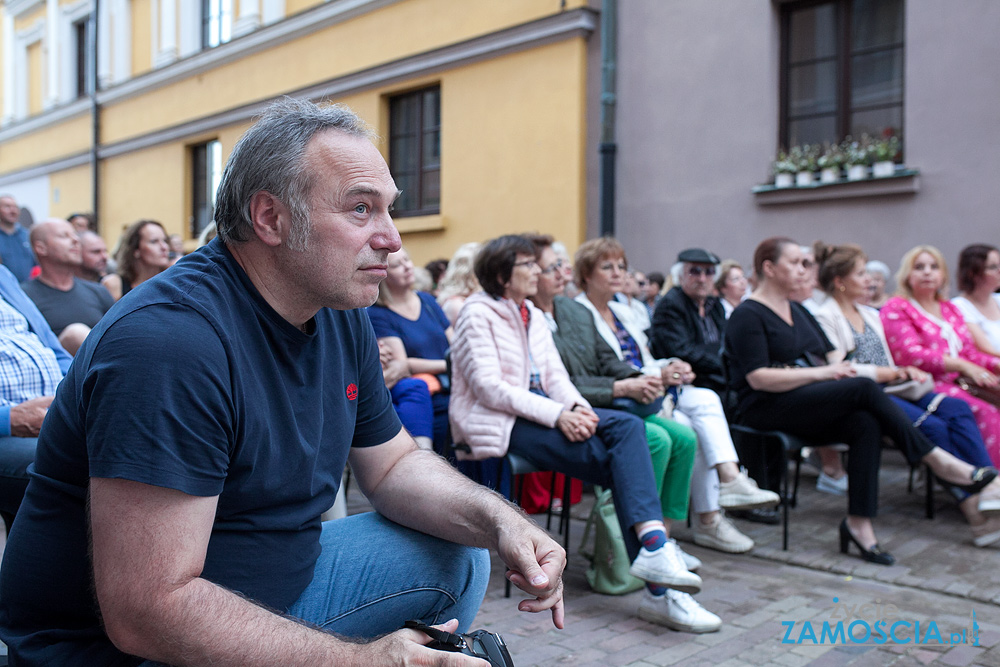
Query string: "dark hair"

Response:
xmin=116 ymin=219 xmax=167 ymax=284
xmin=424 ymin=259 xmax=448 ymax=284
xmin=67 ymin=212 xmax=97 ymax=232
xmin=814 ymin=241 xmax=867 ymax=293
xmin=474 ymin=235 xmax=536 ymax=298
xmin=646 ymin=271 xmax=665 ymax=289
xmin=958 ymin=244 xmax=999 ymax=293
xmin=524 ymin=232 xmax=555 ymax=259
xmin=753 ymin=236 xmax=796 ymax=277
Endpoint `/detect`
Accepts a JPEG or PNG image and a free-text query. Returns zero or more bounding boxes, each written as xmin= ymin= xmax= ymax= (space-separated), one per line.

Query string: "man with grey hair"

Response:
xmin=76 ymin=230 xmax=111 ymax=282
xmin=0 ymin=98 xmax=565 ymax=665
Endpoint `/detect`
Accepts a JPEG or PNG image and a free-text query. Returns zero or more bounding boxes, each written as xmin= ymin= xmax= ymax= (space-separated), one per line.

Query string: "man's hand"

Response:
xmin=497 ymin=521 xmax=566 ymax=629
xmin=616 ymin=376 xmax=664 ymax=404
xmin=662 ymin=360 xmax=695 ymax=386
xmin=359 ymin=619 xmax=490 ymax=666
xmin=10 ymin=396 xmax=53 ymax=437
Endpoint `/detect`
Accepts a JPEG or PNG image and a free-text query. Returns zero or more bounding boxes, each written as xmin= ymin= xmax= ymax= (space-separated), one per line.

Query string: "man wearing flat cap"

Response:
xmin=649 ymin=248 xmax=727 ymax=393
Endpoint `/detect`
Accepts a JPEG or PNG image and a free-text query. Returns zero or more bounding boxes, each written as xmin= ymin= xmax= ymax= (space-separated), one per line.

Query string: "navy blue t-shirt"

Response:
xmin=367 ymin=291 xmax=451 ymax=360
xmin=0 ymin=239 xmax=401 ymax=664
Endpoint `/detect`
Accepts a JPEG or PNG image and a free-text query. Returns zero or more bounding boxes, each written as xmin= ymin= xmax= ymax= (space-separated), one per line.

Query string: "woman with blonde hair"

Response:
xmin=436 ymin=242 xmax=482 ymax=325
xmin=101 ymin=220 xmax=170 ymax=301
xmin=809 ymin=242 xmax=1000 ymax=546
xmin=881 ymin=245 xmax=1000 ymax=465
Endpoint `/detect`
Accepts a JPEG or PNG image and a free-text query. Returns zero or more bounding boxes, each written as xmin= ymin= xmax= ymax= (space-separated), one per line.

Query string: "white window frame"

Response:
xmin=57 ymin=0 xmax=95 ymax=104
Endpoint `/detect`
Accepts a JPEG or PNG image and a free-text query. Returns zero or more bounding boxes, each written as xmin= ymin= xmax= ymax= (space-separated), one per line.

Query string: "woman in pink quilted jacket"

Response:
xmin=881 ymin=245 xmax=1000 ymax=466
xmin=450 ymin=235 xmax=722 ymax=634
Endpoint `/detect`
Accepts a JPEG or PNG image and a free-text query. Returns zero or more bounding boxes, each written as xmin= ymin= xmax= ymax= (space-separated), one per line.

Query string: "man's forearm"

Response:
xmin=362 ymin=449 xmax=523 ymax=551
xmin=105 ymin=576 xmax=361 ymax=666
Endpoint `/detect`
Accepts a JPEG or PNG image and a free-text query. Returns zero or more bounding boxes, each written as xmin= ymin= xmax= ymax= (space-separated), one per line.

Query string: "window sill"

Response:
xmin=752 ymin=169 xmax=920 ymax=206
xmin=394 ymin=214 xmax=445 ymax=234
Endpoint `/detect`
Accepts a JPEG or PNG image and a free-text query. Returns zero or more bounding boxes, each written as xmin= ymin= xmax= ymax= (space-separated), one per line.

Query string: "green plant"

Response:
xmin=817 ymin=142 xmax=846 ymax=170
xmin=789 ymin=144 xmax=820 ymax=172
xmin=870 ymin=135 xmax=901 ymax=162
xmin=842 ymin=136 xmax=872 ymax=167
xmin=772 ymin=149 xmax=797 ymax=175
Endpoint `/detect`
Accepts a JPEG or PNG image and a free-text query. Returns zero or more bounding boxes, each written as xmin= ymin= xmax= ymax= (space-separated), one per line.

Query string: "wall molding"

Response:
xmin=0 ymin=151 xmax=90 ymax=187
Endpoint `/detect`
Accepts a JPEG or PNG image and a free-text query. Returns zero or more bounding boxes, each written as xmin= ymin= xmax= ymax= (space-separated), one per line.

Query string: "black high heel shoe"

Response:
xmin=955 ymin=466 xmax=998 ymax=495
xmin=839 ymin=519 xmax=895 ymax=565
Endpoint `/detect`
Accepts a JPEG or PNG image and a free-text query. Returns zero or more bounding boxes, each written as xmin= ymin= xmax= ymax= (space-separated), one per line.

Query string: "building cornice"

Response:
xmin=5 ymin=0 xmax=43 ymax=18
xmin=0 ymin=150 xmax=90 ymax=186
xmin=99 ymin=7 xmax=597 ymax=159
xmin=0 ymin=96 xmax=90 ymax=142
xmin=96 ymin=0 xmax=402 ymax=106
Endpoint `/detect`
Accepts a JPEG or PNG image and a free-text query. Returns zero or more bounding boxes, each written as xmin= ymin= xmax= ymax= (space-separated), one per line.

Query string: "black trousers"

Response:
xmin=741 ymin=377 xmax=934 ymax=518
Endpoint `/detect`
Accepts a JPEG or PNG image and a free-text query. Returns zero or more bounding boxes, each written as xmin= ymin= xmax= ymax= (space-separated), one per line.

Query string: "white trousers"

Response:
xmin=673 ymin=386 xmax=739 ymax=514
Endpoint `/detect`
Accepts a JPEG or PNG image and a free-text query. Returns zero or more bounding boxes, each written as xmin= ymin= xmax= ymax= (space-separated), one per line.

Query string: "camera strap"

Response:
xmin=404 ymin=620 xmax=465 ymax=649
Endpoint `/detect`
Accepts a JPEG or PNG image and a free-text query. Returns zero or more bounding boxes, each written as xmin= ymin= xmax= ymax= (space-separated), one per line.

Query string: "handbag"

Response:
xmin=578 ymin=487 xmax=644 ymax=595
xmin=957 ymin=377 xmax=1000 ymax=408
xmin=611 ymin=395 xmax=665 ymax=419
xmin=884 ymin=376 xmax=935 ymax=401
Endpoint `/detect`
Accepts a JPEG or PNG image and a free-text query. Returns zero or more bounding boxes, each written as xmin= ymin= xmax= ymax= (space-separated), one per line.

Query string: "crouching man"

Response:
xmin=0 ymin=98 xmax=564 ymax=665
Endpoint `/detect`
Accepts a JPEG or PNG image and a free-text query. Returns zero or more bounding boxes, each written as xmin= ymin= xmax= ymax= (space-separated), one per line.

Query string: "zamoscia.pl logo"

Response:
xmin=781 ymin=598 xmax=979 ymax=646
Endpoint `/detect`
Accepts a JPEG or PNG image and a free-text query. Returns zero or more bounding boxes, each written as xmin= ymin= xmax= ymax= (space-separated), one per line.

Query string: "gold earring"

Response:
xmin=839 ymin=285 xmax=846 ymax=292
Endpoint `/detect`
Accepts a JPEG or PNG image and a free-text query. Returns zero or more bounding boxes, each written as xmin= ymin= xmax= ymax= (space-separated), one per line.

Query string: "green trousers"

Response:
xmin=643 ymin=414 xmax=697 ymax=521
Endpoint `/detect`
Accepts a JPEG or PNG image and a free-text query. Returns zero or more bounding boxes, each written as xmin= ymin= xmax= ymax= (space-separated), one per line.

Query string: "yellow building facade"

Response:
xmin=0 ymin=0 xmax=597 ymax=264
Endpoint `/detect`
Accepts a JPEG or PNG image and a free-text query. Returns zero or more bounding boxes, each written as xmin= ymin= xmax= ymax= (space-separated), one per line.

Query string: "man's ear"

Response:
xmin=248 ymin=191 xmax=291 ymax=247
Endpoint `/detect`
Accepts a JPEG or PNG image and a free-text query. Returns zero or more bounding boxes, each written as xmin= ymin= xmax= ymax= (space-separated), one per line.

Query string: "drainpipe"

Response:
xmin=598 ymin=0 xmax=617 ymax=237
xmin=90 ymin=0 xmax=101 ymax=227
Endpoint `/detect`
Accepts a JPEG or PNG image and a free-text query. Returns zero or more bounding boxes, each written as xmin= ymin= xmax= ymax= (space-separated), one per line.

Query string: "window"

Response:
xmin=191 ymin=140 xmax=222 ymax=238
xmin=780 ymin=0 xmax=904 ymax=152
xmin=202 ymin=0 xmax=233 ymax=48
xmin=74 ymin=17 xmax=94 ymax=98
xmin=389 ymin=86 xmax=440 ymax=216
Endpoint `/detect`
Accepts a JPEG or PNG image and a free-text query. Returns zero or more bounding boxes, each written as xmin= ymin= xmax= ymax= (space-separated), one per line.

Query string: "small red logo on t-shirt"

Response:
xmin=346 ymin=383 xmax=358 ymax=401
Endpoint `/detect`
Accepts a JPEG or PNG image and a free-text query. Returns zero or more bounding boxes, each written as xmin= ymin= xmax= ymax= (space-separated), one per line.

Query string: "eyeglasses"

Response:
xmin=540 ymin=260 xmax=564 ymax=275
xmin=687 ymin=266 xmax=716 ymax=277
xmin=636 ymin=280 xmax=649 ymax=287
xmin=513 ymin=260 xmax=539 ymax=270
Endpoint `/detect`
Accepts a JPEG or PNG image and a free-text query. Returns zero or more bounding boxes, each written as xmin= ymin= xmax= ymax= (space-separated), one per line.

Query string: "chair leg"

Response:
xmin=791 ymin=454 xmax=802 ymax=509
xmin=782 ymin=446 xmax=790 ymax=551
xmin=925 ymin=464 xmax=935 ymax=520
xmin=561 ymin=477 xmax=572 ymax=556
xmin=546 ymin=474 xmax=557 ymax=532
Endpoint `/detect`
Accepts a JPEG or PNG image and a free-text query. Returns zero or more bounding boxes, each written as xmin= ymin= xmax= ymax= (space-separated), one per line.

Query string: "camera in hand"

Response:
xmin=404 ymin=620 xmax=514 ymax=666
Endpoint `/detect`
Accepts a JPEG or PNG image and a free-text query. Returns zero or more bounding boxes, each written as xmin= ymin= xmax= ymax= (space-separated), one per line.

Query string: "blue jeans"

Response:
xmin=0 ymin=436 xmax=36 ymax=517
xmin=890 ymin=394 xmax=993 ymax=500
xmin=140 ymin=512 xmax=490 ymax=666
xmin=508 ymin=407 xmax=661 ymax=562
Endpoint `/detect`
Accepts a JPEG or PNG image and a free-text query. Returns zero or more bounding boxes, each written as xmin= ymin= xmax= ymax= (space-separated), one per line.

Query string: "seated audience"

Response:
xmin=726 ymin=238 xmax=1000 ymax=565
xmin=714 ymin=260 xmax=747 ymax=319
xmin=527 ymin=233 xmax=699 ymax=552
xmin=882 ymin=245 xmax=1000 ymax=466
xmin=368 ymin=247 xmax=451 ymax=453
xmin=866 ymin=260 xmax=892 ymax=309
xmin=101 ymin=219 xmax=171 ymax=301
xmin=452 ymin=234 xmax=721 ymax=633
xmin=436 ymin=242 xmax=482 ymax=325
xmin=649 ymin=248 xmax=727 ymax=393
xmin=552 ymin=240 xmax=579 ymax=299
xmin=76 ymin=231 xmax=110 ymax=282
xmin=952 ymin=244 xmax=1000 ymax=355
xmin=21 ymin=219 xmax=114 ymax=355
xmin=616 ymin=270 xmax=651 ymax=332
xmin=574 ymin=238 xmax=778 ymax=553
xmin=809 ymin=242 xmax=1000 ymax=546
xmin=0 ymin=195 xmax=36 ymax=282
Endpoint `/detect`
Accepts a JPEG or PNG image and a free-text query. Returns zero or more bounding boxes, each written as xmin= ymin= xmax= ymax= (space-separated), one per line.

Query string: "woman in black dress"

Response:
xmin=725 ymin=237 xmax=1000 ymax=564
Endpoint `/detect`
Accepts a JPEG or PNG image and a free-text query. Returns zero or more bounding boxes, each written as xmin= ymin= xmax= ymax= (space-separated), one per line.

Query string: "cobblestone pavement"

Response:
xmin=446 ymin=453 xmax=1000 ymax=666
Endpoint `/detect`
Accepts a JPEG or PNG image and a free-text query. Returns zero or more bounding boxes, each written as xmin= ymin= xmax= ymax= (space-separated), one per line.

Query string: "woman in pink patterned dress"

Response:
xmin=881 ymin=245 xmax=1000 ymax=465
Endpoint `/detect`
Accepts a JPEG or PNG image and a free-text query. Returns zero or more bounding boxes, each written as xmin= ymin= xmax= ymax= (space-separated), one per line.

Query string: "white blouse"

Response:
xmin=952 ymin=294 xmax=1000 ymax=352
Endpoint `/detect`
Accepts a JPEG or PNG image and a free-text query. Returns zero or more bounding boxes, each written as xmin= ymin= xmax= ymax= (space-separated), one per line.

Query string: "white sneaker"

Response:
xmin=675 ymin=543 xmax=701 ymax=571
xmin=638 ymin=588 xmax=722 ymax=633
xmin=817 ymin=472 xmax=848 ymax=496
xmin=693 ymin=514 xmax=754 ymax=554
xmin=718 ymin=472 xmax=781 ymax=510
xmin=629 ymin=541 xmax=703 ymax=594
